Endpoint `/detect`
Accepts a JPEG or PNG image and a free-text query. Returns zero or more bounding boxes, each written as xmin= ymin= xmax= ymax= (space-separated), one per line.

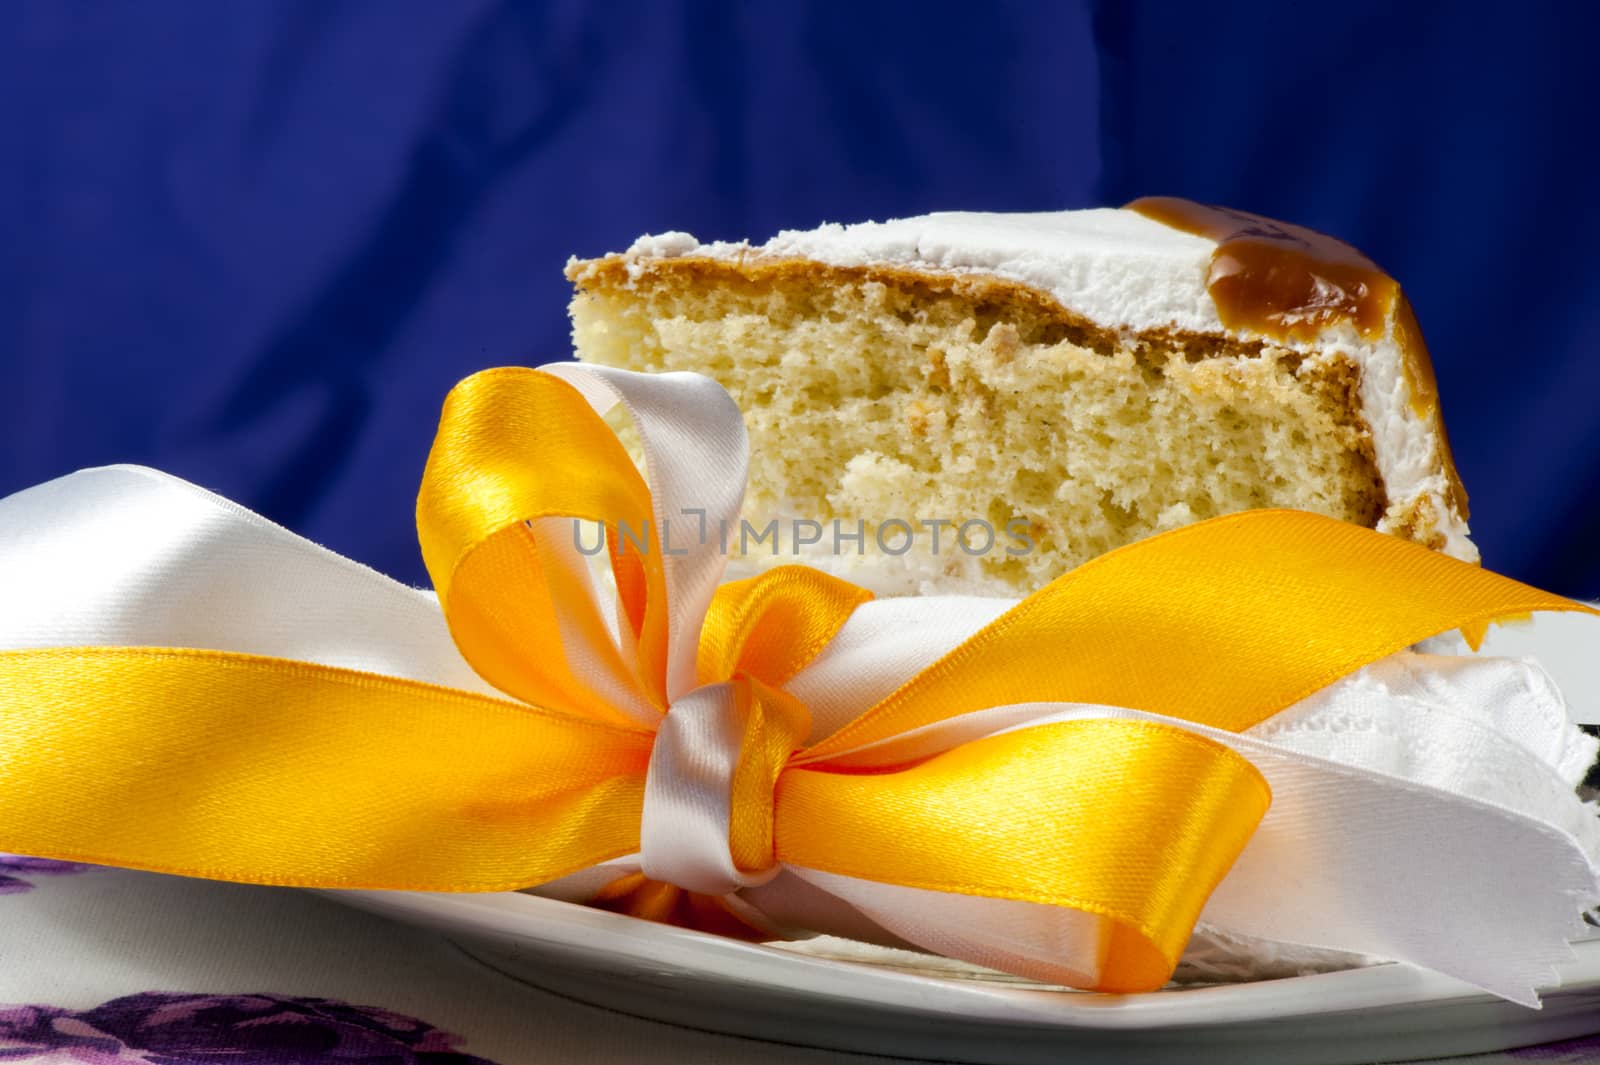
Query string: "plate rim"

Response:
xmin=327 ymin=887 xmax=1600 ymax=1032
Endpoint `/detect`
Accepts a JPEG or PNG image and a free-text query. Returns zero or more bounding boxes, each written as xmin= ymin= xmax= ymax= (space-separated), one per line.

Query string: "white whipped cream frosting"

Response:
xmin=604 ymin=208 xmax=1476 ymax=563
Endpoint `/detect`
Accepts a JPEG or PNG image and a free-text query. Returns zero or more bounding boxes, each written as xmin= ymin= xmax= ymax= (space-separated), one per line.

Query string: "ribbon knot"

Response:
xmin=640 ymin=672 xmax=810 ymax=895
xmin=642 ymin=565 xmax=871 ymax=893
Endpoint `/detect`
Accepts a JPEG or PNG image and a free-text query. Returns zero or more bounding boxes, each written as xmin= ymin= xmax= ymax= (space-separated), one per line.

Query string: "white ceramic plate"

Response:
xmin=1471 ymin=604 xmax=1600 ymax=723
xmin=335 ymin=610 xmax=1600 ymax=1064
xmin=338 ymin=888 xmax=1600 ymax=1065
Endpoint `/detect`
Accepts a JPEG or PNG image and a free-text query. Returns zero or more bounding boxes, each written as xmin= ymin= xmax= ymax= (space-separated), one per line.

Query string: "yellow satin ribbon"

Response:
xmin=0 ymin=366 xmax=1593 ymax=994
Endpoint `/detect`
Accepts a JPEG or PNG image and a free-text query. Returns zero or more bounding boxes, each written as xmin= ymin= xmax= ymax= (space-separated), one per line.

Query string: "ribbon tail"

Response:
xmin=0 ymin=647 xmax=652 ymax=891
xmin=1196 ymin=729 xmax=1600 ymax=1008
xmin=838 ymin=698 xmax=1598 ymax=1007
xmin=0 ymin=465 xmax=493 ymax=693
xmin=804 ymin=510 xmax=1598 ymax=761
xmin=772 ymin=718 xmax=1271 ymax=993
xmin=762 ymin=680 xmax=1600 ymax=1004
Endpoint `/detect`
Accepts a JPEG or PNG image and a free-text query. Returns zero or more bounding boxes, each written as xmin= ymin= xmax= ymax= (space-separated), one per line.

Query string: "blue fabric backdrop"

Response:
xmin=2 ymin=1 xmax=1595 ymax=596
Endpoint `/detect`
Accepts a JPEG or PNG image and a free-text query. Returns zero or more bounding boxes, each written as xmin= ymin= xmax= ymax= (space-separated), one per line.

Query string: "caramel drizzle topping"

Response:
xmin=1127 ymin=196 xmax=1396 ymax=341
xmin=1125 ymin=196 xmax=1465 ymax=518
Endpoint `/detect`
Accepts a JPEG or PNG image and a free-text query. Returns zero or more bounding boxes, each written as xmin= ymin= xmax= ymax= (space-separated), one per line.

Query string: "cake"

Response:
xmin=566 ymin=199 xmax=1474 ymax=597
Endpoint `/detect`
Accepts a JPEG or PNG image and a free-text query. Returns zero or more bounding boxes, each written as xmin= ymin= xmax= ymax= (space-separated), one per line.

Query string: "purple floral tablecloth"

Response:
xmin=2 ymin=854 xmax=1597 ymax=1065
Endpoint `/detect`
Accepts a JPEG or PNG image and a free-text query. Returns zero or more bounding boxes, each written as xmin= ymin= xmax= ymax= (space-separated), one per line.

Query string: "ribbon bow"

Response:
xmin=0 ymin=362 xmax=1594 ymax=999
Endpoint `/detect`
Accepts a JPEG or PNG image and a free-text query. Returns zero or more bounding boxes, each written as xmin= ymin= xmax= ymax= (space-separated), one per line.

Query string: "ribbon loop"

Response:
xmin=698 ymin=566 xmax=874 ymax=690
xmin=418 ymin=368 xmax=670 ymax=722
xmin=541 ymin=363 xmax=752 ymax=701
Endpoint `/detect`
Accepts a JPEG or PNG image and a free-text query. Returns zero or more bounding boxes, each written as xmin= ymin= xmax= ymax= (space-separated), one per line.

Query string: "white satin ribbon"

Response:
xmin=2 ymin=361 xmax=1597 ymax=1007
xmin=641 ymin=681 xmax=782 ymax=894
xmin=542 ymin=363 xmax=746 ymax=703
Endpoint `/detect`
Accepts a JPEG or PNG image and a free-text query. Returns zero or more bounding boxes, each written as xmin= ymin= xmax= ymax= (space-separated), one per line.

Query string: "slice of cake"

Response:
xmin=566 ymin=200 xmax=1473 ymax=596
